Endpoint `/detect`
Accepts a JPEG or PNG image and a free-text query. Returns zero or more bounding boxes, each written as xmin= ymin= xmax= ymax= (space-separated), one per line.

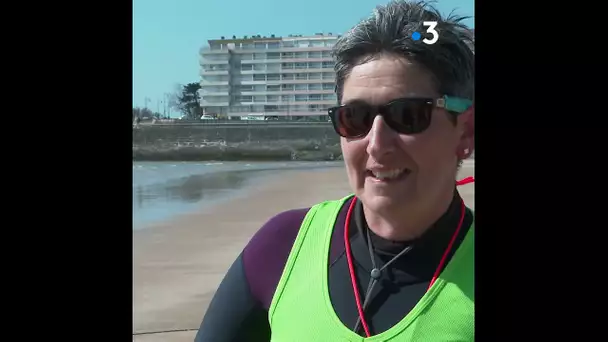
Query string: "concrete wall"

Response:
xmin=132 ymin=124 xmax=340 ymax=147
xmin=132 ymin=124 xmax=342 ymax=161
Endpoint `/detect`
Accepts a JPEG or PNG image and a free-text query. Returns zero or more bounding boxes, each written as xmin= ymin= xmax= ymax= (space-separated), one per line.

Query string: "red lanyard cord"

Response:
xmin=456 ymin=176 xmax=475 ymax=186
xmin=343 ymin=177 xmax=474 ymax=337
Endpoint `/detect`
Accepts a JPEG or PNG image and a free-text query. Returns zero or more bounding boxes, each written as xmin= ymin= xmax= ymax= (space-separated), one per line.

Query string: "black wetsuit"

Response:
xmin=195 ymin=190 xmax=473 ymax=342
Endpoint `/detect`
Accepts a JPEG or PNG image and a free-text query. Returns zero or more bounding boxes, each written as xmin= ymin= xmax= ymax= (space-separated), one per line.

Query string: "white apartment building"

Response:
xmin=199 ymin=33 xmax=339 ymax=120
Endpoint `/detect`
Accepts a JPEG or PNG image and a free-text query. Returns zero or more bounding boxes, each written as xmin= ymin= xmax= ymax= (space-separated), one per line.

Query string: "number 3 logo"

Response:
xmin=422 ymin=21 xmax=439 ymax=45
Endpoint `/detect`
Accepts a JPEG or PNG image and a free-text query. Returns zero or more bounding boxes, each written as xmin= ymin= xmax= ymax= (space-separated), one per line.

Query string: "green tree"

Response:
xmin=176 ymin=82 xmax=202 ymax=119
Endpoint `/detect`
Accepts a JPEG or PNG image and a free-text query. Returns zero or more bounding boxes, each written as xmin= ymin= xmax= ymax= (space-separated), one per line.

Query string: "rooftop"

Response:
xmin=208 ymin=33 xmax=340 ymax=45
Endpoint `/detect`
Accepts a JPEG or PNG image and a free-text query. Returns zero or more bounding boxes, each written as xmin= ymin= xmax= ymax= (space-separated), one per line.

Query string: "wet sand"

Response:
xmin=132 ymin=161 xmax=475 ymax=341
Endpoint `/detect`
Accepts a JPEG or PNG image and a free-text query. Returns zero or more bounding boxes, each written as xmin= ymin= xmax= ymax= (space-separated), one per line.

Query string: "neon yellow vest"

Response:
xmin=268 ymin=195 xmax=474 ymax=341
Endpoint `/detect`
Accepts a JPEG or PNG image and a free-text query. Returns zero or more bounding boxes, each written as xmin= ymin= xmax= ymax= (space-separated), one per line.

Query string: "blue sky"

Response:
xmin=133 ymin=0 xmax=474 ymax=112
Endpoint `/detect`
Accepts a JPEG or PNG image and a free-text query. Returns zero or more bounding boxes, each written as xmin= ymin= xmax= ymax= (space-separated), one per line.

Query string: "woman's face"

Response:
xmin=340 ymin=55 xmax=474 ymax=216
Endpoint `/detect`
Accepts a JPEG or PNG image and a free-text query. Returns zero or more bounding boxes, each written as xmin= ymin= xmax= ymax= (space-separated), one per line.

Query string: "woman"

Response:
xmin=195 ymin=1 xmax=475 ymax=341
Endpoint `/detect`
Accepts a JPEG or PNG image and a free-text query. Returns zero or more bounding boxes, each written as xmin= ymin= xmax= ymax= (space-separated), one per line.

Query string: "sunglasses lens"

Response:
xmin=334 ymin=106 xmax=372 ymax=138
xmin=385 ymin=100 xmax=432 ymax=134
xmin=329 ymin=99 xmax=433 ymax=138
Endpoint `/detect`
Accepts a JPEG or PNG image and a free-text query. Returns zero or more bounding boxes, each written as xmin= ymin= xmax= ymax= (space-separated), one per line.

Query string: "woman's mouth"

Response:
xmin=366 ymin=168 xmax=411 ymax=182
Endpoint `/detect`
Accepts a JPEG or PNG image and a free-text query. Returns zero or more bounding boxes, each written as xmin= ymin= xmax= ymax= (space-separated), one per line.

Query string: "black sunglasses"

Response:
xmin=327 ymin=95 xmax=472 ymax=139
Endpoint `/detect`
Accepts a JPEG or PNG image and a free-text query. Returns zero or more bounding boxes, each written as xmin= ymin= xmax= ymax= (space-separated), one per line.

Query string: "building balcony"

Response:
xmin=235 ymin=80 xmax=282 ymax=85
xmin=232 ymin=99 xmax=335 ymax=106
xmin=200 ymin=80 xmax=230 ymax=86
xmin=224 ymin=46 xmax=333 ymax=53
xmin=200 ymin=101 xmax=230 ymax=107
xmin=235 ymin=57 xmax=333 ymax=64
xmin=302 ymin=100 xmax=336 ymax=105
xmin=280 ymin=57 xmax=333 ymax=63
xmin=279 ymin=67 xmax=335 ymax=74
xmin=236 ymin=89 xmax=334 ymax=96
xmin=199 ymin=57 xmax=230 ymax=65
xmin=235 ymin=69 xmax=282 ymax=74
xmin=235 ymin=58 xmax=282 ymax=64
xmin=227 ymin=111 xmax=330 ymax=117
xmin=199 ymin=46 xmax=232 ymax=55
xmin=200 ymin=91 xmax=230 ymax=96
xmin=200 ymin=69 xmax=230 ymax=76
xmin=265 ymin=78 xmax=334 ymax=85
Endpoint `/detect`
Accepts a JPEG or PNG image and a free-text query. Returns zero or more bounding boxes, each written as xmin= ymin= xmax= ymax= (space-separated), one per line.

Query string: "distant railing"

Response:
xmin=136 ymin=120 xmax=332 ymax=127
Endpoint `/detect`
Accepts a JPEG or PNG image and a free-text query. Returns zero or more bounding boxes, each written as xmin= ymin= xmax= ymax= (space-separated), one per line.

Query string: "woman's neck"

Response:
xmin=362 ymin=189 xmax=458 ymax=242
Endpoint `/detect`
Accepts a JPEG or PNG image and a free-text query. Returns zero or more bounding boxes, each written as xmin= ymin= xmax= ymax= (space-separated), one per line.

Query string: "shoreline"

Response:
xmin=133 ymin=145 xmax=474 ymax=162
xmin=133 ymin=163 xmax=343 ymax=230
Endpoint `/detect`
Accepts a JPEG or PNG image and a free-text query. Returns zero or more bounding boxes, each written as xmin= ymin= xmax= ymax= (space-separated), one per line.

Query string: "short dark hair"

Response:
xmin=332 ymin=0 xmax=474 ymax=103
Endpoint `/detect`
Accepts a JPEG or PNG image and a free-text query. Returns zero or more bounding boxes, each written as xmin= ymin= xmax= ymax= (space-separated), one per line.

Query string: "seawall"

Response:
xmin=132 ymin=124 xmax=342 ymax=161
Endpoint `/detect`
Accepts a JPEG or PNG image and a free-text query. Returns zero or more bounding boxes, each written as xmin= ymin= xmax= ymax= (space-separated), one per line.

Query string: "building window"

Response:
xmin=295 ymin=95 xmax=308 ymax=102
xmin=266 ymin=74 xmax=280 ymax=81
xmin=296 ymin=40 xmax=310 ymax=47
xmin=241 ymin=64 xmax=253 ymax=71
xmin=236 ymin=75 xmax=253 ymax=81
xmin=308 ymin=51 xmax=321 ymax=58
xmin=237 ymin=96 xmax=253 ymax=102
xmin=267 ymin=64 xmax=280 ymax=71
xmin=308 ymin=83 xmax=322 ymax=90
xmin=308 ymin=73 xmax=321 ymax=80
xmin=237 ymin=85 xmax=253 ymax=91
xmin=322 ymin=61 xmax=334 ymax=69
xmin=267 ymin=85 xmax=281 ymax=91
xmin=253 ymin=74 xmax=266 ymax=81
xmin=322 ymin=72 xmax=334 ymax=79
xmin=309 ymin=94 xmax=321 ymax=101
xmin=205 ymin=96 xmax=229 ymax=103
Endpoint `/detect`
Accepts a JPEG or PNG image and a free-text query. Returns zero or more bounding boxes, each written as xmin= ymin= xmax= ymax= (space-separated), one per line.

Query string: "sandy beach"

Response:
xmin=133 ymin=161 xmax=475 ymax=341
